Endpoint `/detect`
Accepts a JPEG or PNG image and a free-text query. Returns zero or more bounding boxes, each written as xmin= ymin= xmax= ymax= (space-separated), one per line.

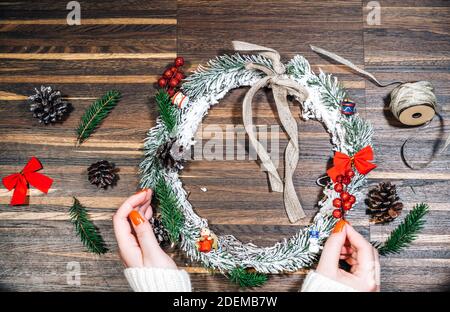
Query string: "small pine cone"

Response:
xmin=29 ymin=86 xmax=71 ymax=124
xmin=87 ymin=160 xmax=119 ymax=189
xmin=366 ymin=182 xmax=403 ymax=224
xmin=150 ymin=215 xmax=169 ymax=244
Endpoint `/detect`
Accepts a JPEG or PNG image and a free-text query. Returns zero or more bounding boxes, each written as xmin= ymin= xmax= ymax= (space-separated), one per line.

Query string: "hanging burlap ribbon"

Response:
xmin=232 ymin=41 xmax=309 ymax=222
xmin=311 ymin=45 xmax=449 ymax=169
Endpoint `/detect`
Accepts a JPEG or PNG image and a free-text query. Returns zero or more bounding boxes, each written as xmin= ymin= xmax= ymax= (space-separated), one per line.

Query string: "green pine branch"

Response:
xmin=182 ymin=53 xmax=272 ymax=100
xmin=155 ymin=176 xmax=184 ymax=244
xmin=286 ymin=55 xmax=346 ymax=110
xmin=286 ymin=55 xmax=312 ymax=78
xmin=228 ymin=267 xmax=268 ymax=288
xmin=69 ymin=197 xmax=108 ymax=255
xmin=374 ymin=203 xmax=429 ymax=256
xmin=156 ymin=90 xmax=178 ymax=134
xmin=310 ymin=71 xmax=347 ymax=110
xmin=341 ymin=116 xmax=374 ymax=155
xmin=76 ymin=90 xmax=121 ymax=145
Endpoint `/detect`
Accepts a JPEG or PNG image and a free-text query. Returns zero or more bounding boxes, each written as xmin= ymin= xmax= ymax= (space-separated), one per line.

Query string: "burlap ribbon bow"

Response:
xmin=232 ymin=41 xmax=309 ymax=222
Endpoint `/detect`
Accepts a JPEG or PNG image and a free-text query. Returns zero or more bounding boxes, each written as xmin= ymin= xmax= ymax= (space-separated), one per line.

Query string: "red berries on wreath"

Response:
xmin=331 ymin=167 xmax=357 ymax=219
xmin=157 ymin=57 xmax=186 ymax=100
xmin=169 ymin=78 xmax=179 ymax=88
xmin=332 ymin=209 xmax=342 ymax=219
xmin=334 ymin=183 xmax=344 ymax=193
xmin=163 ymin=69 xmax=173 ymax=79
xmin=158 ymin=77 xmax=168 ymax=88
xmin=340 ymin=191 xmax=350 ymax=202
xmin=342 ymin=176 xmax=351 ymax=185
xmin=332 ymin=198 xmax=342 ymax=208
xmin=348 ymin=195 xmax=356 ymax=204
xmin=346 ymin=169 xmax=355 ymax=179
xmin=343 ymin=201 xmax=353 ymax=211
xmin=175 ymin=56 xmax=185 ymax=67
xmin=174 ymin=72 xmax=185 ymax=81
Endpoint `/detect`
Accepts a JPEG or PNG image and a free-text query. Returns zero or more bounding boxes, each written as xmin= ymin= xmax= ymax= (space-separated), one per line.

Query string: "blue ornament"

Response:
xmin=309 ymin=229 xmax=319 ymax=239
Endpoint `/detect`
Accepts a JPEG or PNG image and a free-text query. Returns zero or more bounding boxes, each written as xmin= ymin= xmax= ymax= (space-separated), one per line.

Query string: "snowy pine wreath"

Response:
xmin=139 ymin=42 xmax=375 ymax=287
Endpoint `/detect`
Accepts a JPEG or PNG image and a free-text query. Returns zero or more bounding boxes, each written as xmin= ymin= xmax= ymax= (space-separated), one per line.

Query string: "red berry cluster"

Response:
xmin=157 ymin=57 xmax=185 ymax=97
xmin=332 ymin=169 xmax=356 ymax=219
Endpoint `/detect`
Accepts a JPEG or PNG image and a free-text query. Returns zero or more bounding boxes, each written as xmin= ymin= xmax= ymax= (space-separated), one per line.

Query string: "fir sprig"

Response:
xmin=286 ymin=55 xmax=311 ymax=78
xmin=155 ymin=176 xmax=184 ymax=244
xmin=228 ymin=267 xmax=268 ymax=288
xmin=309 ymin=71 xmax=347 ymax=110
xmin=139 ymin=124 xmax=167 ymax=189
xmin=341 ymin=116 xmax=374 ymax=155
xmin=156 ymin=89 xmax=179 ymax=134
xmin=76 ymin=90 xmax=121 ymax=145
xmin=69 ymin=197 xmax=108 ymax=254
xmin=286 ymin=55 xmax=346 ymax=110
xmin=374 ymin=203 xmax=429 ymax=256
xmin=182 ymin=53 xmax=272 ymax=100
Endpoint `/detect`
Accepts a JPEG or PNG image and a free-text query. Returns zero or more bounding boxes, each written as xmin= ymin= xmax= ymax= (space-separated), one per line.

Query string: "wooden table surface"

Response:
xmin=0 ymin=0 xmax=449 ymax=292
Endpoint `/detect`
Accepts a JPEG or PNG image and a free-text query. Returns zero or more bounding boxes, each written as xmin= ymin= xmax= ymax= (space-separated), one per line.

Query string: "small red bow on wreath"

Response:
xmin=327 ymin=146 xmax=377 ymax=182
xmin=2 ymin=157 xmax=53 ymax=206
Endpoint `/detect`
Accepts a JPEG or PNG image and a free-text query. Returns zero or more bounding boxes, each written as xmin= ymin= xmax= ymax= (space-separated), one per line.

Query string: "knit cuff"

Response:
xmin=124 ymin=267 xmax=192 ymax=292
xmin=301 ymin=271 xmax=358 ymax=292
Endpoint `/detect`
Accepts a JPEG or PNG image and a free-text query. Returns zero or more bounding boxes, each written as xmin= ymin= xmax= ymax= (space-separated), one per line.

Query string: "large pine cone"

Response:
xmin=29 ymin=86 xmax=71 ymax=124
xmin=366 ymin=182 xmax=403 ymax=224
xmin=87 ymin=160 xmax=119 ymax=189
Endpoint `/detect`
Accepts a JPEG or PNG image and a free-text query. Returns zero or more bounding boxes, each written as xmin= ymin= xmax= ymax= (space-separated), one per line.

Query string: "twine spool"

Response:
xmin=389 ymin=81 xmax=437 ymax=126
xmin=310 ymin=45 xmax=448 ymax=169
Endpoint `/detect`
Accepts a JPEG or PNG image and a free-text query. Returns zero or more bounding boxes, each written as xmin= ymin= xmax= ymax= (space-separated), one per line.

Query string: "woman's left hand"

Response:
xmin=112 ymin=189 xmax=177 ymax=269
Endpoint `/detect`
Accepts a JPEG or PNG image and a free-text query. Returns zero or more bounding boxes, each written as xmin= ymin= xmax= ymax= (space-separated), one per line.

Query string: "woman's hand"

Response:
xmin=316 ymin=223 xmax=380 ymax=292
xmin=112 ymin=189 xmax=177 ymax=269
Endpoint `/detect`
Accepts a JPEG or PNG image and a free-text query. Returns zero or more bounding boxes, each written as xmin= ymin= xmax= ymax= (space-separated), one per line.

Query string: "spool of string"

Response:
xmin=310 ymin=45 xmax=449 ymax=169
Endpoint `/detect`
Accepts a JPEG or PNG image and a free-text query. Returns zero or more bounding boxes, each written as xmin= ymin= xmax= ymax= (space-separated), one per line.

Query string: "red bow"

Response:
xmin=327 ymin=146 xmax=377 ymax=182
xmin=2 ymin=157 xmax=53 ymax=205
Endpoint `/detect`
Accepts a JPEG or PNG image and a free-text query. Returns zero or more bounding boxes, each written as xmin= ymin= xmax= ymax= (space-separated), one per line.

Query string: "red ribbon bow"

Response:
xmin=2 ymin=157 xmax=53 ymax=205
xmin=327 ymin=146 xmax=377 ymax=182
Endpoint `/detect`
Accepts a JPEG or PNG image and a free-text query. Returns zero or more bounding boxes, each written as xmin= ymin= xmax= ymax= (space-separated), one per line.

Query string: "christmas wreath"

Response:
xmin=139 ymin=42 xmax=377 ymax=286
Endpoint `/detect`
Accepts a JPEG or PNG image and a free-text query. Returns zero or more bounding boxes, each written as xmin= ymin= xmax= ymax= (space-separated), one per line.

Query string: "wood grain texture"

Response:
xmin=0 ymin=0 xmax=449 ymax=292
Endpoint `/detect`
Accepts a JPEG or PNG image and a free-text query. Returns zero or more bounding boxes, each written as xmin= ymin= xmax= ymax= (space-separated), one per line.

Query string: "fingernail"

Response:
xmin=332 ymin=219 xmax=348 ymax=234
xmin=129 ymin=210 xmax=145 ymax=226
xmin=135 ymin=188 xmax=148 ymax=195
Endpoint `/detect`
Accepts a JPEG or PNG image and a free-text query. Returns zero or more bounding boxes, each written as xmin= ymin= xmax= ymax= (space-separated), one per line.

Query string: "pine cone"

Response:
xmin=87 ymin=160 xmax=118 ymax=189
xmin=155 ymin=138 xmax=184 ymax=170
xmin=29 ymin=86 xmax=71 ymax=124
xmin=366 ymin=182 xmax=403 ymax=224
xmin=150 ymin=214 xmax=169 ymax=244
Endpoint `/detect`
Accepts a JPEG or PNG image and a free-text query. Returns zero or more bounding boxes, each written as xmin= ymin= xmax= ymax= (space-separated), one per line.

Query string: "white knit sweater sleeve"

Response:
xmin=301 ymin=270 xmax=358 ymax=292
xmin=124 ymin=268 xmax=356 ymax=292
xmin=124 ymin=267 xmax=192 ymax=292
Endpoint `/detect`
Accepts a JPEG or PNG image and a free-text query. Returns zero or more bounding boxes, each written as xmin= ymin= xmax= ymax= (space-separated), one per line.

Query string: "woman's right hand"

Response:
xmin=112 ymin=189 xmax=177 ymax=269
xmin=316 ymin=223 xmax=380 ymax=292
